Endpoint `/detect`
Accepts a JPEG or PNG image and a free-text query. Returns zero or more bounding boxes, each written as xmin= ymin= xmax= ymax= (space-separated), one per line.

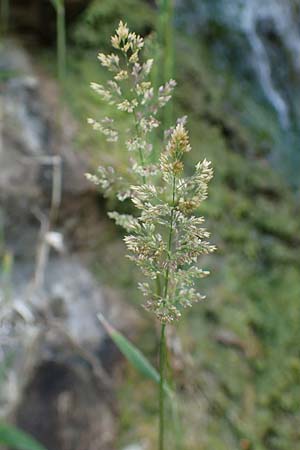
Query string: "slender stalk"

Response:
xmin=56 ymin=0 xmax=66 ymax=86
xmin=151 ymin=0 xmax=175 ymax=163
xmin=1 ymin=0 xmax=9 ymax=35
xmin=163 ymin=0 xmax=175 ymax=128
xmin=49 ymin=0 xmax=67 ymax=85
xmin=167 ymin=354 xmax=183 ymax=450
xmin=157 ymin=0 xmax=175 ymax=128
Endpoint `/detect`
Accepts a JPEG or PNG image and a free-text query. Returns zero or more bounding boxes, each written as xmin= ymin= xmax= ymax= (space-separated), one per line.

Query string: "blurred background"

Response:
xmin=1 ymin=1 xmax=300 ymax=449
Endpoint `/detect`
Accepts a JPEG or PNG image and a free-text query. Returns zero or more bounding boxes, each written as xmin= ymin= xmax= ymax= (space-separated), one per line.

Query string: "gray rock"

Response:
xmin=0 ymin=257 xmax=118 ymax=450
xmin=0 ymin=41 xmax=132 ymax=450
xmin=0 ymin=40 xmax=90 ymax=258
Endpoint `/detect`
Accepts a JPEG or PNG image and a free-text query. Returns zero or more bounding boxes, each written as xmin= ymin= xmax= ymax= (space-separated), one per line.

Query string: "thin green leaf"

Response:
xmin=97 ymin=313 xmax=172 ymax=396
xmin=0 ymin=423 xmax=47 ymax=450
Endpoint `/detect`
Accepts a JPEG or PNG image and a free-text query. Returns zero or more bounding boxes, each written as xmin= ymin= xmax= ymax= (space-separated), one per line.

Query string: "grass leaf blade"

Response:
xmin=98 ymin=314 xmax=173 ymax=394
xmin=98 ymin=313 xmax=160 ymax=383
xmin=0 ymin=423 xmax=47 ymax=450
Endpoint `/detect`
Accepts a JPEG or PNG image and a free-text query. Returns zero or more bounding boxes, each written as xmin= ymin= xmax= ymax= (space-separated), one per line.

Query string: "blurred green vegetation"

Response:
xmin=37 ymin=1 xmax=300 ymax=448
xmin=0 ymin=423 xmax=48 ymax=450
xmin=71 ymin=0 xmax=154 ymax=50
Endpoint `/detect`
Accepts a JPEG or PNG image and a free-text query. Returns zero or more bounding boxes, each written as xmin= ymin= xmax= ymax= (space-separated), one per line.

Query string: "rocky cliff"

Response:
xmin=0 ymin=40 xmax=137 ymax=450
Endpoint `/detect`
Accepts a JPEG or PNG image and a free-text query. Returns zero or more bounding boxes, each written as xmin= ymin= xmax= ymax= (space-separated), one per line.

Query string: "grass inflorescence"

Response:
xmin=86 ymin=21 xmax=215 ymax=449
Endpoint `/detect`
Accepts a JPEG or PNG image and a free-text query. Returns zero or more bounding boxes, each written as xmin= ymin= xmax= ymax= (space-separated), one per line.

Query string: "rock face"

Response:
xmin=16 ymin=359 xmax=115 ymax=450
xmin=9 ymin=259 xmax=117 ymax=450
xmin=0 ymin=41 xmax=126 ymax=450
xmin=0 ymin=40 xmax=90 ymax=257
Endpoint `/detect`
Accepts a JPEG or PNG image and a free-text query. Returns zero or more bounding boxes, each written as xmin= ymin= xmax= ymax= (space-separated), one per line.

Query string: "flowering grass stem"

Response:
xmin=86 ymin=22 xmax=216 ymax=449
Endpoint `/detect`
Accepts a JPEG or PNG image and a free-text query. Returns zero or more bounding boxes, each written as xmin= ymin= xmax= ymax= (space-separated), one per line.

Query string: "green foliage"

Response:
xmin=0 ymin=424 xmax=47 ymax=450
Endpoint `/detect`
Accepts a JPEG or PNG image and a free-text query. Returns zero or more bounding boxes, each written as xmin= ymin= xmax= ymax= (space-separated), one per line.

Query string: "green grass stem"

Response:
xmin=0 ymin=0 xmax=10 ymax=35
xmin=50 ymin=0 xmax=67 ymax=85
xmin=157 ymin=0 xmax=175 ymax=127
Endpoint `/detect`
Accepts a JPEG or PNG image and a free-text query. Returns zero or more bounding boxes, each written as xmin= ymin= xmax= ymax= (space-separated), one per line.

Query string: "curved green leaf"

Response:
xmin=97 ymin=313 xmax=172 ymax=397
xmin=0 ymin=423 xmax=47 ymax=450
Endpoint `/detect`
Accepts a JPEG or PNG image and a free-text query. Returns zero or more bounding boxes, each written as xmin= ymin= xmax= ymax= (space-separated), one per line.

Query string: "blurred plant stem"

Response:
xmin=157 ymin=0 xmax=175 ymax=127
xmin=156 ymin=0 xmax=176 ymax=425
xmin=0 ymin=0 xmax=9 ymax=35
xmin=151 ymin=0 xmax=174 ymax=162
xmin=50 ymin=0 xmax=66 ymax=86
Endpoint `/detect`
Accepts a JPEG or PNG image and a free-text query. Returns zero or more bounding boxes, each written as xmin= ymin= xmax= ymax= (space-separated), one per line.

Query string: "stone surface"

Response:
xmin=0 ymin=41 xmax=132 ymax=450
xmin=0 ymin=40 xmax=91 ymax=258
xmin=2 ymin=258 xmax=118 ymax=450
